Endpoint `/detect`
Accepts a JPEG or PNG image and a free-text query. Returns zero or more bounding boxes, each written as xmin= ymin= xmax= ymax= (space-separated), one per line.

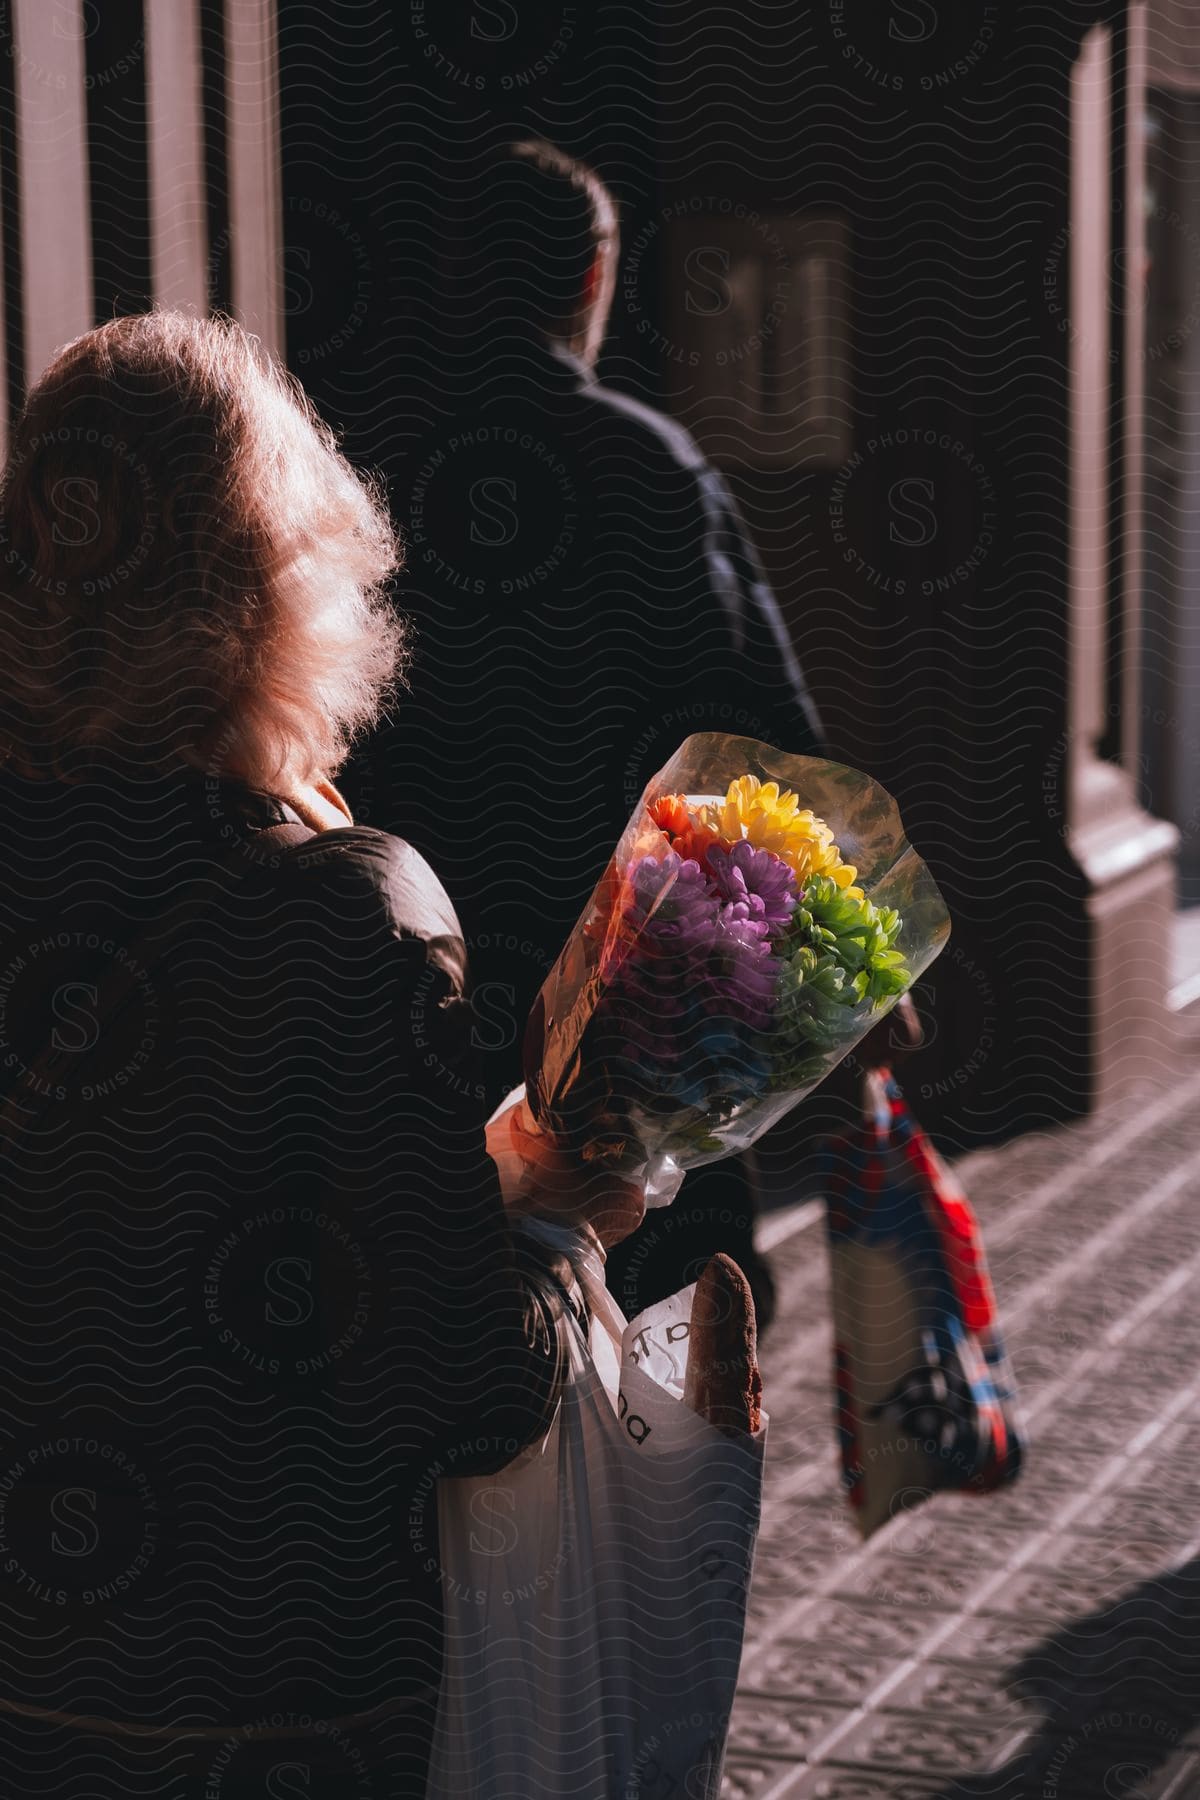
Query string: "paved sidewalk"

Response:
xmin=724 ymin=1065 xmax=1200 ymax=1800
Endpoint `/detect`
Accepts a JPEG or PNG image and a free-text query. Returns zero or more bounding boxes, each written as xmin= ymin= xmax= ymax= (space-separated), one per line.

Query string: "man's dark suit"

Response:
xmin=374 ymin=336 xmax=826 ymax=1328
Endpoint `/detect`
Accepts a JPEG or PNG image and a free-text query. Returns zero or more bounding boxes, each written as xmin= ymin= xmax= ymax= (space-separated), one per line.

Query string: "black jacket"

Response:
xmin=0 ymin=763 xmax=565 ymax=1797
xmin=377 ymin=343 xmax=824 ymax=1099
xmin=378 ymin=343 xmax=825 ymax=1321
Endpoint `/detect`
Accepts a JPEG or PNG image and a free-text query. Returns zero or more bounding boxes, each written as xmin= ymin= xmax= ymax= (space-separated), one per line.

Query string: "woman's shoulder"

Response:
xmin=279 ymin=824 xmax=468 ymax=994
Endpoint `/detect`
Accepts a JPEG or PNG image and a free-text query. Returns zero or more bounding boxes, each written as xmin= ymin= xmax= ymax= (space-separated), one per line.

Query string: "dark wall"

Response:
xmin=279 ymin=0 xmax=1124 ymax=1155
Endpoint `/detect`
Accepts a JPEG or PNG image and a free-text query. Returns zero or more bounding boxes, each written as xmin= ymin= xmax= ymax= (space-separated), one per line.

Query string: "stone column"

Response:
xmin=145 ymin=0 xmax=208 ymax=314
xmin=1068 ymin=16 xmax=1179 ymax=1108
xmin=12 ymin=0 xmax=92 ymax=385
xmin=225 ymin=0 xmax=283 ymax=358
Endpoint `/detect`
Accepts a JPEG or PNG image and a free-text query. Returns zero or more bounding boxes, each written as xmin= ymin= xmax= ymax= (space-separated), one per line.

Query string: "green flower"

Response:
xmin=771 ymin=875 xmax=912 ymax=1085
xmin=793 ymin=874 xmax=910 ymax=1006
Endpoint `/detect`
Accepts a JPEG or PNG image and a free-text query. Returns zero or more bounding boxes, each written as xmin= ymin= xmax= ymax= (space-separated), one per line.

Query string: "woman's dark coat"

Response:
xmin=0 ymin=763 xmax=564 ymax=1797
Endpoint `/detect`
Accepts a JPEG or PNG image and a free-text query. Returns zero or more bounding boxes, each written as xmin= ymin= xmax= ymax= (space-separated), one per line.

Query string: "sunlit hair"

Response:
xmin=0 ymin=310 xmax=404 ymax=790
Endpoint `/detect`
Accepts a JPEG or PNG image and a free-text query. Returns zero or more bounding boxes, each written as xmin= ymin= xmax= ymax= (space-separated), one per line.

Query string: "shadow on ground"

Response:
xmin=931 ymin=1557 xmax=1200 ymax=1799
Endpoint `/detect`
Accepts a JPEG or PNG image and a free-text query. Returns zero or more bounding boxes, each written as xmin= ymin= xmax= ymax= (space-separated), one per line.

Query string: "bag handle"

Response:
xmin=861 ymin=1064 xmax=893 ymax=1135
xmin=0 ymin=817 xmax=316 ymax=1150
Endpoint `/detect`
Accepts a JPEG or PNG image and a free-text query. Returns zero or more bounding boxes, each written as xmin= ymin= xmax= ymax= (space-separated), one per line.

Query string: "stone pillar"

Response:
xmin=0 ymin=92 xmax=9 ymax=463
xmin=1068 ymin=16 xmax=1179 ymax=1108
xmin=225 ymin=0 xmax=283 ymax=357
xmin=145 ymin=0 xmax=208 ymax=314
xmin=12 ymin=0 xmax=92 ymax=385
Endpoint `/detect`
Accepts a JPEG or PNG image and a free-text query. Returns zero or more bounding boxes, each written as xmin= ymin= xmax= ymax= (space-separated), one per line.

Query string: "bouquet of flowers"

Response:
xmin=515 ymin=734 xmax=950 ymax=1208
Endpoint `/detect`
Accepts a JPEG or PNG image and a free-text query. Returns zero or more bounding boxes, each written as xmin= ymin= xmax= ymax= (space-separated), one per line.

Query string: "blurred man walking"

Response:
xmin=388 ymin=139 xmax=827 ymax=1329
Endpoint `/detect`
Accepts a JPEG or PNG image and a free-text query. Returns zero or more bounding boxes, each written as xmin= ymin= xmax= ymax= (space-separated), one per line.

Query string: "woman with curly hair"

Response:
xmin=0 ymin=311 xmax=637 ymax=1797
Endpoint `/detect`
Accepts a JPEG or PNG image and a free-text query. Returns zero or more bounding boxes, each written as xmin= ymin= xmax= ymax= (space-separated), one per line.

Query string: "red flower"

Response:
xmin=649 ymin=792 xmax=724 ymax=868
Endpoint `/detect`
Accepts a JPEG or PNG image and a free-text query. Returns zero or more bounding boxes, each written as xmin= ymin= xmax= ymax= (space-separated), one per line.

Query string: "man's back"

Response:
xmin=380 ymin=340 xmax=824 ymax=1114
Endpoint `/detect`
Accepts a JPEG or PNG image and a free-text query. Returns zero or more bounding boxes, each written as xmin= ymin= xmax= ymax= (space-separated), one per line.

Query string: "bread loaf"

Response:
xmin=683 ymin=1253 xmax=763 ymax=1436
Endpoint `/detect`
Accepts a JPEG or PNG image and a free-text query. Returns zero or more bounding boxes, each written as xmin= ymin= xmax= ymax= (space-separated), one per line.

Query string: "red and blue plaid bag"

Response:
xmin=821 ymin=1068 xmax=1023 ymax=1538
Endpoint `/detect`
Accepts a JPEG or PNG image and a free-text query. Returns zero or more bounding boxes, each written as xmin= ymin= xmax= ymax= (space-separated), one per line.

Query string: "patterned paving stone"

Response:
xmin=1061 ymin=1382 xmax=1170 ymax=1425
xmin=721 ymin=1754 xmax=805 ymax=1797
xmin=752 ymin=1598 xmax=935 ymax=1663
xmin=997 ymin=1441 xmax=1113 ymax=1495
xmin=887 ymin=1528 xmax=1030 ymax=1586
xmin=746 ymin=1596 xmax=793 ymax=1636
xmin=1077 ymin=1487 xmax=1194 ymax=1544
xmin=743 ymin=1643 xmax=893 ymax=1708
xmin=968 ymin=1476 xmax=1086 ymax=1538
xmin=1028 ymin=1530 xmax=1182 ymax=1588
xmin=727 ymin=1696 xmax=853 ymax=1762
xmin=765 ymin=1427 xmax=846 ymax=1484
xmin=998 ymin=1341 xmax=1074 ymax=1390
xmin=871 ymin=1525 xmax=1025 ymax=1584
xmin=976 ymin=1567 xmax=1147 ymax=1629
xmin=924 ymin=1612 xmax=1065 ymax=1672
xmin=734 ymin=1764 xmax=949 ymax=1792
xmin=762 ymin=1403 xmax=839 ymax=1452
xmin=1115 ymin=1424 xmax=1200 ymax=1485
xmin=875 ymin=1661 xmax=1036 ymax=1732
xmin=1090 ymin=1337 xmax=1200 ymax=1380
xmin=753 ymin=1772 xmax=981 ymax=1800
xmin=752 ymin=1532 xmax=869 ymax=1596
xmin=818 ymin=1706 xmax=1025 ymax=1775
xmin=835 ymin=1555 xmax=984 ymax=1616
xmin=1023 ymin=1406 xmax=1140 ymax=1459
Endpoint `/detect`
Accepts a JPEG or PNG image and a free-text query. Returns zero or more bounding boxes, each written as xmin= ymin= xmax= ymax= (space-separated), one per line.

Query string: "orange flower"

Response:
xmin=649 ymin=792 xmax=725 ymax=866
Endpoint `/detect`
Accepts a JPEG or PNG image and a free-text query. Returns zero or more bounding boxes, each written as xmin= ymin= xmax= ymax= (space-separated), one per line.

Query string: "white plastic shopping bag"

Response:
xmin=426 ymin=1216 xmax=768 ymax=1799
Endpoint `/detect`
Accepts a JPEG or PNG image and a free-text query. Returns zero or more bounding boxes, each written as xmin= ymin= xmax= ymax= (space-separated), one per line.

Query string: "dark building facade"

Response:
xmin=0 ymin=0 xmax=1184 ymax=1162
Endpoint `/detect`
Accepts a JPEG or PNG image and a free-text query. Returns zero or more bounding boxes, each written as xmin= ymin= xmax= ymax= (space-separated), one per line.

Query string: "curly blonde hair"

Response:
xmin=0 ymin=310 xmax=404 ymax=790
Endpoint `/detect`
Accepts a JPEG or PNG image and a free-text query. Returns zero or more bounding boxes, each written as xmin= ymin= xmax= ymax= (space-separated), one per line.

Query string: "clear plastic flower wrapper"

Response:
xmin=510 ymin=733 xmax=951 ymax=1210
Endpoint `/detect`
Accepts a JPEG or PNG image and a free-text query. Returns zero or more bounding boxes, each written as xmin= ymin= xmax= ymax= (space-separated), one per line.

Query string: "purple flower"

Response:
xmin=707 ymin=841 xmax=797 ymax=938
xmin=591 ymin=848 xmax=783 ymax=1107
xmin=626 ymin=851 xmax=720 ymax=947
xmin=701 ymin=931 xmax=777 ymax=1030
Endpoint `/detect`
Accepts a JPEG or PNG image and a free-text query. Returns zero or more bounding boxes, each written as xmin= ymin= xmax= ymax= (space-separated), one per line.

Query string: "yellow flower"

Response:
xmin=700 ymin=775 xmax=864 ymax=899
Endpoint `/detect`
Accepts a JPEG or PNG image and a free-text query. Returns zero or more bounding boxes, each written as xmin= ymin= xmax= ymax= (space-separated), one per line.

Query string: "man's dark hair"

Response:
xmin=453 ymin=139 xmax=619 ymax=345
